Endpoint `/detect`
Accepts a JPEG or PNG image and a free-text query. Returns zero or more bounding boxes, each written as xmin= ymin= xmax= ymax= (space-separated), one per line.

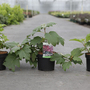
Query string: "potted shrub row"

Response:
xmin=1 ymin=22 xmax=64 ymax=71
xmin=1 ymin=22 xmax=90 ymax=72
xmin=48 ymin=11 xmax=70 ymax=18
xmin=23 ymin=10 xmax=40 ymax=18
xmin=70 ymin=13 xmax=90 ymax=25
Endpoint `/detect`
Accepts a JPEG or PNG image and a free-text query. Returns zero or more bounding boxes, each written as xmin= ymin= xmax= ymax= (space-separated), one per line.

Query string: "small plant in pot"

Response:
xmin=3 ymin=38 xmax=32 ymax=72
xmin=70 ymin=33 xmax=90 ymax=71
xmin=0 ymin=24 xmax=9 ymax=70
xmin=27 ymin=22 xmax=65 ymax=71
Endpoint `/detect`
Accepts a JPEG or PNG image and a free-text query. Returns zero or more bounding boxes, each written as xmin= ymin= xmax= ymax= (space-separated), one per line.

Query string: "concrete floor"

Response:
xmin=0 ymin=14 xmax=90 ymax=90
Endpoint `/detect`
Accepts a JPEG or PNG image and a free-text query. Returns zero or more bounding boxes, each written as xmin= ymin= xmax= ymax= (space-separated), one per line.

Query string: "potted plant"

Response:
xmin=3 ymin=38 xmax=32 ymax=72
xmin=3 ymin=22 xmax=64 ymax=72
xmin=0 ymin=24 xmax=9 ymax=70
xmin=70 ymin=33 xmax=90 ymax=71
xmin=27 ymin=22 xmax=65 ymax=71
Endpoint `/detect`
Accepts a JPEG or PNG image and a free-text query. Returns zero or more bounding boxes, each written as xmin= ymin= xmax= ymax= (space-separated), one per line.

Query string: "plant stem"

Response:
xmin=70 ymin=56 xmax=73 ymax=61
xmin=44 ymin=28 xmax=46 ymax=34
xmin=82 ymin=43 xmax=89 ymax=53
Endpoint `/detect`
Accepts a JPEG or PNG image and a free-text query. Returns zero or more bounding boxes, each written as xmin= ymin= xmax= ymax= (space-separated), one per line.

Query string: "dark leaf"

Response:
xmin=51 ymin=53 xmax=65 ymax=64
xmin=16 ymin=45 xmax=31 ymax=60
xmin=71 ymin=48 xmax=81 ymax=57
xmin=62 ymin=61 xmax=72 ymax=71
xmin=45 ymin=31 xmax=64 ymax=46
xmin=30 ymin=36 xmax=42 ymax=45
xmin=3 ymin=54 xmax=20 ymax=72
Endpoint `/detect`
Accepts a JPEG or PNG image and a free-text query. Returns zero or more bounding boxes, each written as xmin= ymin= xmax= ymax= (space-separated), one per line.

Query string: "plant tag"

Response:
xmin=43 ymin=42 xmax=53 ymax=58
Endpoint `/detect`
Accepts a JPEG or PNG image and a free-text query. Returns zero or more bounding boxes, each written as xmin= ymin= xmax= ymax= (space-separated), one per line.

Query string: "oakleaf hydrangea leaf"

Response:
xmin=45 ymin=31 xmax=64 ymax=46
xmin=16 ymin=45 xmax=31 ymax=60
xmin=3 ymin=54 xmax=20 ymax=72
xmin=62 ymin=61 xmax=72 ymax=71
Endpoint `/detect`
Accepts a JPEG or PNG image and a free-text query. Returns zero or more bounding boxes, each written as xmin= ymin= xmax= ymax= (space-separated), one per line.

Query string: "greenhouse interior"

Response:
xmin=0 ymin=0 xmax=90 ymax=90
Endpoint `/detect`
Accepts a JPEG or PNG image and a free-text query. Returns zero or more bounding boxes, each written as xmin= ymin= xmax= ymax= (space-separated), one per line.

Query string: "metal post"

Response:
xmin=26 ymin=5 xmax=28 ymax=18
xmin=32 ymin=0 xmax=33 ymax=16
xmin=81 ymin=0 xmax=83 ymax=13
xmin=58 ymin=0 xmax=59 ymax=11
xmin=70 ymin=0 xmax=72 ymax=14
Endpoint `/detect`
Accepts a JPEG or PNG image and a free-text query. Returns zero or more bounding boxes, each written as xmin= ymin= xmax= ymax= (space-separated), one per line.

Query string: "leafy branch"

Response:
xmin=70 ymin=33 xmax=90 ymax=53
xmin=0 ymin=24 xmax=9 ymax=49
xmin=3 ymin=38 xmax=31 ymax=72
xmin=27 ymin=22 xmax=56 ymax=37
xmin=51 ymin=48 xmax=82 ymax=71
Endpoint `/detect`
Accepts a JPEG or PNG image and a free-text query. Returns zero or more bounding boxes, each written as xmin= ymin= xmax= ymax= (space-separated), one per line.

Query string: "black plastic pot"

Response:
xmin=37 ymin=54 xmax=55 ymax=71
xmin=85 ymin=53 xmax=90 ymax=71
xmin=79 ymin=22 xmax=85 ymax=25
xmin=0 ymin=52 xmax=8 ymax=70
xmin=28 ymin=15 xmax=32 ymax=18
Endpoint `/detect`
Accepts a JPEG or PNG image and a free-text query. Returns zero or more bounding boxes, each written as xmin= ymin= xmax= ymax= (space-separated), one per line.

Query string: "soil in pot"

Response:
xmin=85 ymin=53 xmax=90 ymax=71
xmin=37 ymin=52 xmax=55 ymax=71
xmin=0 ymin=51 xmax=8 ymax=70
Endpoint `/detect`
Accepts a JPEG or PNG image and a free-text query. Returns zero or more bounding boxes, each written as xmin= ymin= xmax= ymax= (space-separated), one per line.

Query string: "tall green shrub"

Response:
xmin=0 ymin=14 xmax=8 ymax=24
xmin=0 ymin=3 xmax=24 ymax=25
xmin=12 ymin=5 xmax=24 ymax=22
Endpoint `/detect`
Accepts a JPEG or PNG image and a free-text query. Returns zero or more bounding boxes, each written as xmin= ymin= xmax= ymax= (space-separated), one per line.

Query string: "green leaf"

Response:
xmin=45 ymin=31 xmax=64 ymax=46
xmin=29 ymin=60 xmax=37 ymax=68
xmin=86 ymin=33 xmax=90 ymax=42
xmin=2 ymin=34 xmax=9 ymax=42
xmin=70 ymin=38 xmax=84 ymax=43
xmin=86 ymin=42 xmax=90 ymax=46
xmin=62 ymin=61 xmax=72 ymax=71
xmin=34 ymin=26 xmax=42 ymax=32
xmin=3 ymin=54 xmax=20 ymax=72
xmin=5 ymin=41 xmax=19 ymax=48
xmin=31 ymin=53 xmax=36 ymax=61
xmin=21 ymin=38 xmax=30 ymax=45
xmin=71 ymin=48 xmax=81 ymax=57
xmin=64 ymin=54 xmax=71 ymax=58
xmin=37 ymin=43 xmax=43 ymax=49
xmin=51 ymin=53 xmax=65 ymax=64
xmin=46 ymin=22 xmax=56 ymax=27
xmin=30 ymin=36 xmax=42 ymax=45
xmin=80 ymin=47 xmax=86 ymax=51
xmin=58 ymin=35 xmax=64 ymax=46
xmin=72 ymin=57 xmax=82 ymax=64
xmin=73 ymin=56 xmax=82 ymax=62
xmin=16 ymin=45 xmax=31 ymax=60
xmin=10 ymin=46 xmax=20 ymax=53
xmin=27 ymin=31 xmax=36 ymax=37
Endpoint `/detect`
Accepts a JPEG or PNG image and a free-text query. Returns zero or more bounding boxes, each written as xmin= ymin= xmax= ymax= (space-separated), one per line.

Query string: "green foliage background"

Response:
xmin=0 ymin=3 xmax=24 ymax=25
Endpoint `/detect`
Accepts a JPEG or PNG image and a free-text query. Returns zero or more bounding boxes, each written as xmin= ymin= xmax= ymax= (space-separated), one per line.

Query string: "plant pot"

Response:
xmin=85 ymin=53 xmax=90 ymax=71
xmin=28 ymin=15 xmax=32 ymax=18
xmin=37 ymin=54 xmax=55 ymax=71
xmin=79 ymin=22 xmax=85 ymax=25
xmin=87 ymin=22 xmax=90 ymax=25
xmin=0 ymin=51 xmax=8 ymax=70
